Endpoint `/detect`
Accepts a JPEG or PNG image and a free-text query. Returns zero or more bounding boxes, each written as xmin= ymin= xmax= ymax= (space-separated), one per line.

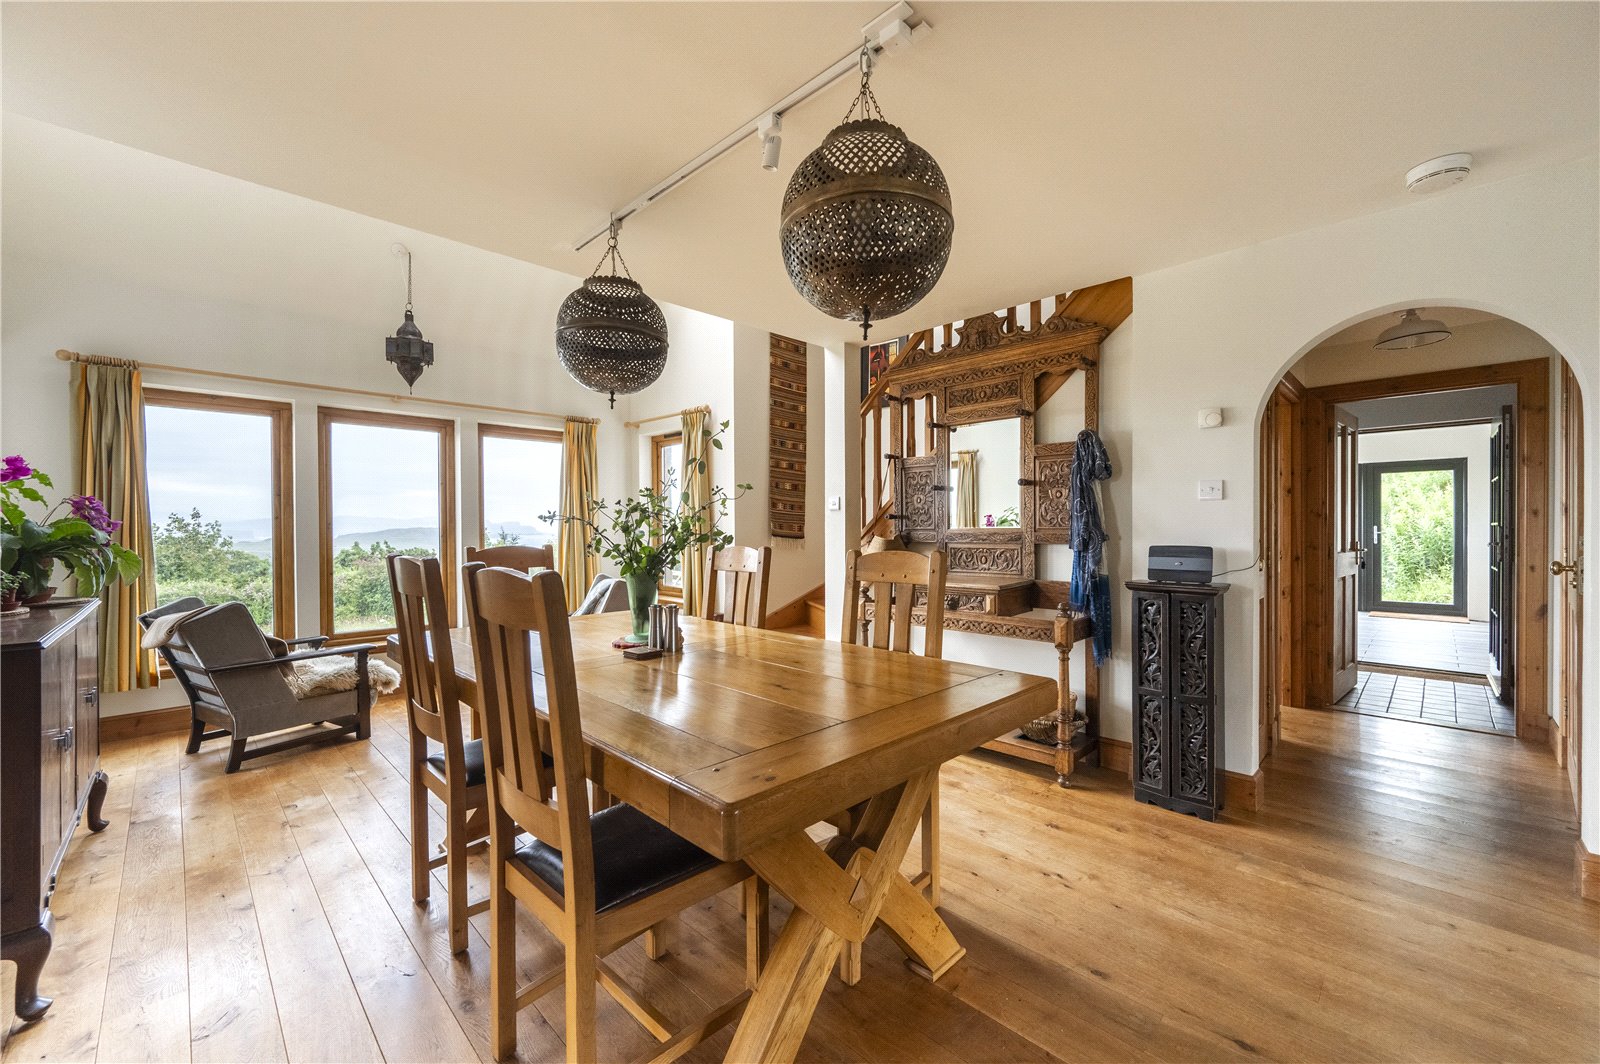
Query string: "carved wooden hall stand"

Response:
xmin=863 ymin=290 xmax=1115 ymax=783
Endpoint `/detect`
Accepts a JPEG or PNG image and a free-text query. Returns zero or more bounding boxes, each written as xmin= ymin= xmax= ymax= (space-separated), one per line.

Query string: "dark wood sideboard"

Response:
xmin=1 ymin=600 xmax=107 ymax=1022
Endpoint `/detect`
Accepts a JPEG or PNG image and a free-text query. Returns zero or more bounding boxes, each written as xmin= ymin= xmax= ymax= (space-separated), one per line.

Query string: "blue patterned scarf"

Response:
xmin=1068 ymin=429 xmax=1113 ymax=664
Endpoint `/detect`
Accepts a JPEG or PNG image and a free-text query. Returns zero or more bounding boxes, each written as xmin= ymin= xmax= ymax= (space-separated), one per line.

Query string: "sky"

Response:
xmin=144 ymin=404 xmax=561 ymax=544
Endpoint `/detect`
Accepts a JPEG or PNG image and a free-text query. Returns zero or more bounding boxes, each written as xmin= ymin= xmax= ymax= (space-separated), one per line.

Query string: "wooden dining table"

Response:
xmin=388 ymin=612 xmax=1056 ymax=1063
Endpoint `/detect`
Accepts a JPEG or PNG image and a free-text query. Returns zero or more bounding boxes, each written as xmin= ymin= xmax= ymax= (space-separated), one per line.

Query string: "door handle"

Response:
xmin=1551 ymin=560 xmax=1578 ymax=575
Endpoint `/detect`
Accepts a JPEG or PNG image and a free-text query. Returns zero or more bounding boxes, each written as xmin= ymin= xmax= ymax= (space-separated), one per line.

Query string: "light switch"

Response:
xmin=1197 ymin=480 xmax=1224 ymax=500
xmin=827 ymin=495 xmax=843 ymax=512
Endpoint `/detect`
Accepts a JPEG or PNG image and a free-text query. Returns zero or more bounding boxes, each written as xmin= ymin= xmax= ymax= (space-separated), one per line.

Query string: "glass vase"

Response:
xmin=623 ymin=570 xmax=657 ymax=643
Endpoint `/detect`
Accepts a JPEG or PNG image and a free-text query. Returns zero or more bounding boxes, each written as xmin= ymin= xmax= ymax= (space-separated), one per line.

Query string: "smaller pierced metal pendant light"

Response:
xmin=780 ymin=44 xmax=953 ymax=340
xmin=385 ymin=245 xmax=433 ymax=391
xmin=555 ymin=223 xmax=669 ymax=408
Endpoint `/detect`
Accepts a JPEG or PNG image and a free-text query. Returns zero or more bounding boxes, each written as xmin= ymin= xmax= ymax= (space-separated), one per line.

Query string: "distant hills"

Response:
xmin=226 ymin=521 xmax=552 ymax=558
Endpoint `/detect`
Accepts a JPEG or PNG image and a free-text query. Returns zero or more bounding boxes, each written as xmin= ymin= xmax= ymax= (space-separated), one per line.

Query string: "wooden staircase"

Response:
xmin=767 ymin=583 xmax=826 ymax=638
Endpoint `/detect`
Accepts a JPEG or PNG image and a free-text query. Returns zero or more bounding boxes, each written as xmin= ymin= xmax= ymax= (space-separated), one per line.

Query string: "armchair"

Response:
xmin=139 ymin=599 xmax=377 ymax=772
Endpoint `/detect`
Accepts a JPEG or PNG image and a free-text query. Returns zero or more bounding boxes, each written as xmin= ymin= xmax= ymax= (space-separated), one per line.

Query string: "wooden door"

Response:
xmin=1558 ymin=366 xmax=1584 ymax=807
xmin=1488 ymin=405 xmax=1515 ymax=703
xmin=1331 ymin=408 xmax=1361 ymax=702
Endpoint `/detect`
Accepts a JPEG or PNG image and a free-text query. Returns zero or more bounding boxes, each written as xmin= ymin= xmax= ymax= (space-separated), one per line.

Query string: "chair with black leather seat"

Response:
xmin=463 ymin=561 xmax=762 ymax=1063
xmin=386 ymin=553 xmax=489 ymax=955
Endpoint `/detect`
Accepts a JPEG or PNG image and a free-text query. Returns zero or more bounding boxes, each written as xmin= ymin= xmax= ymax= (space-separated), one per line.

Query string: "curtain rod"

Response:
xmin=623 ymin=403 xmax=710 ymax=430
xmin=55 ymin=349 xmax=579 ymax=423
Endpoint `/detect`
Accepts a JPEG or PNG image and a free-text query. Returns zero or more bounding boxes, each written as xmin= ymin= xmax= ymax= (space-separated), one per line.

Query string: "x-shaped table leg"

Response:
xmin=724 ymin=768 xmax=966 ymax=1063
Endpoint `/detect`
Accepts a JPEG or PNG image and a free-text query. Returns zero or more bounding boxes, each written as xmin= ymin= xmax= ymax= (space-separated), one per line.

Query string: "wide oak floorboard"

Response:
xmin=3 ymin=699 xmax=1594 ymax=1062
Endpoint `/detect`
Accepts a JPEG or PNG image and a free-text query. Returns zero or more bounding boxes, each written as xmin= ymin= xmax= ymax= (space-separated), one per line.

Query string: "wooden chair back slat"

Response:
xmin=388 ymin=554 xmax=461 ymax=754
xmin=699 ymin=544 xmax=771 ymax=627
xmin=841 ymin=549 xmax=947 ymax=660
xmin=464 ymin=561 xmax=595 ymax=915
xmin=467 ymin=543 xmax=555 ymax=573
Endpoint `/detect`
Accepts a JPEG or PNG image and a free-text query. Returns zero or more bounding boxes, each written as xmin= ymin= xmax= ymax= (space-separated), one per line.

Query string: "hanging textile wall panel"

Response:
xmin=768 ymin=334 xmax=808 ymax=539
xmin=73 ymin=360 xmax=158 ymax=691
xmin=557 ymin=417 xmax=599 ymax=611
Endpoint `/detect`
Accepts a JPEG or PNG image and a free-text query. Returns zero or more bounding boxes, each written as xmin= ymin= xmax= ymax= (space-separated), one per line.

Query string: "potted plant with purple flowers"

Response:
xmin=1 ymin=455 xmax=142 ymax=608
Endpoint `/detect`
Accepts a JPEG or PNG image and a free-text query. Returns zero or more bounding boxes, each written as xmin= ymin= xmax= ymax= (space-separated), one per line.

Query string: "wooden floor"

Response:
xmin=4 ymin=698 xmax=1596 ymax=1063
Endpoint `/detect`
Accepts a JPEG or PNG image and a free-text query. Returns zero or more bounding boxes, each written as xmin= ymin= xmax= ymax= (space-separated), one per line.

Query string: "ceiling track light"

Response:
xmin=758 ymin=113 xmax=782 ymax=172
xmin=570 ymin=2 xmax=931 ymax=253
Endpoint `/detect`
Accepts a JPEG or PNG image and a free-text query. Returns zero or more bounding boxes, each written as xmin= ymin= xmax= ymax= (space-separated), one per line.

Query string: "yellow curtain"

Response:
xmin=680 ymin=406 xmax=711 ymax=616
xmin=953 ymin=450 xmax=979 ymax=528
xmin=557 ymin=417 xmax=599 ymax=611
xmin=73 ymin=360 xmax=157 ymax=691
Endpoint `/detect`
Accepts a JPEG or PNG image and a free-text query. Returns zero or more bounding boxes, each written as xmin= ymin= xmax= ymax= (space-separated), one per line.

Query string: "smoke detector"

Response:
xmin=1405 ymin=153 xmax=1473 ymax=193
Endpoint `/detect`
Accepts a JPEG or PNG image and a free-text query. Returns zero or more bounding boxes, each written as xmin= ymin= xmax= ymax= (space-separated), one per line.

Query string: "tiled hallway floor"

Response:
xmin=1333 ymin=668 xmax=1513 ymax=734
xmin=1358 ymin=612 xmax=1493 ymax=675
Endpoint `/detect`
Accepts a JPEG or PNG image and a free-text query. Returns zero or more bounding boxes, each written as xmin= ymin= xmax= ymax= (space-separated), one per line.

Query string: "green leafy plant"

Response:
xmin=543 ymin=421 xmax=749 ymax=582
xmin=1 ymin=455 xmax=142 ymax=597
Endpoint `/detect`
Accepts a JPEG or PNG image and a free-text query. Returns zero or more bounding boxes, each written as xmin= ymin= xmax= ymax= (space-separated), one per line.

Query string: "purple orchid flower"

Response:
xmin=68 ymin=494 xmax=122 ymax=535
xmin=1 ymin=455 xmax=32 ymax=483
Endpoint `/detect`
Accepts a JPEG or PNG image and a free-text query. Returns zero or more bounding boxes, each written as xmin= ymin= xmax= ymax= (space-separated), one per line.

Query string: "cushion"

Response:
xmin=574 ymin=575 xmax=618 ymax=616
xmin=428 ymin=737 xmax=486 ymax=787
xmin=426 ymin=738 xmax=550 ymax=787
xmin=511 ymin=804 xmax=720 ymax=914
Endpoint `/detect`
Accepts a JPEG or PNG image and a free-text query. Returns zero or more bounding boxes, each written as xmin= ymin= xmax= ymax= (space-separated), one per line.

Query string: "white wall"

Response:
xmin=1357 ymin=424 xmax=1495 ymax=620
xmin=0 ymin=118 xmax=817 ymax=715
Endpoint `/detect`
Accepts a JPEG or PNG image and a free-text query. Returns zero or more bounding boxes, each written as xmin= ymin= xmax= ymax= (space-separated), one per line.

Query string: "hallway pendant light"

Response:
xmin=555 ymin=221 xmax=668 ymax=408
xmin=779 ymin=42 xmax=953 ymax=340
xmin=385 ymin=244 xmax=434 ymax=391
xmin=1374 ymin=309 xmax=1453 ymax=351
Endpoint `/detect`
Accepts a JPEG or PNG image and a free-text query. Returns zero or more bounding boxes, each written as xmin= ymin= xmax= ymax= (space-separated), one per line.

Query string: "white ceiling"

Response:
xmin=3 ymin=2 xmax=1596 ymax=346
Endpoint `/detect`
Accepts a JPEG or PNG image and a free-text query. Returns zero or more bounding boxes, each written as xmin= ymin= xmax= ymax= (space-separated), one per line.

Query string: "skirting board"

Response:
xmin=1580 ymin=841 xmax=1600 ymax=903
xmin=1100 ymin=737 xmax=1263 ymax=812
xmin=101 ymin=704 xmax=191 ymax=743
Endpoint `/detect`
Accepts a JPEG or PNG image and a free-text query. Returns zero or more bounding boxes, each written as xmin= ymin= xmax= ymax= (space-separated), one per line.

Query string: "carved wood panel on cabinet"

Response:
xmin=1127 ymin=581 xmax=1225 ymax=820
xmin=1031 ymin=441 xmax=1076 ymax=544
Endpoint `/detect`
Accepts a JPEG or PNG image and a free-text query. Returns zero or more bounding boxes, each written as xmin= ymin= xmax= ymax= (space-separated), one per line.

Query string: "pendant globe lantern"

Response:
xmin=385 ymin=245 xmax=434 ymax=391
xmin=780 ymin=44 xmax=953 ymax=340
xmin=555 ymin=222 xmax=669 ymax=408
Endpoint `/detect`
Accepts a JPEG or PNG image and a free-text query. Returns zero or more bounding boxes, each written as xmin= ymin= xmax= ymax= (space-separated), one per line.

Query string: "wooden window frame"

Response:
xmin=143 ymin=388 xmax=295 ymax=637
xmin=318 ymin=406 xmax=456 ymax=641
xmin=651 ymin=430 xmax=684 ymax=597
xmin=476 ymin=422 xmax=563 ymax=548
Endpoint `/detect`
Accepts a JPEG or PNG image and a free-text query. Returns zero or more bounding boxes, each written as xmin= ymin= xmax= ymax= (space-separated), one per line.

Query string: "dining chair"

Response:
xmin=462 ymin=561 xmax=762 ymax=1063
xmin=698 ymin=544 xmax=772 ymax=627
xmin=466 ymin=542 xmax=554 ymax=572
xmin=387 ymin=553 xmax=489 ymax=955
xmin=836 ymin=546 xmax=948 ymax=983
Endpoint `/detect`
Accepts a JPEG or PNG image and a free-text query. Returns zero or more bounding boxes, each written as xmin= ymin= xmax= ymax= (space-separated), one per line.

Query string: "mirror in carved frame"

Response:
xmin=948 ymin=417 xmax=1021 ymax=529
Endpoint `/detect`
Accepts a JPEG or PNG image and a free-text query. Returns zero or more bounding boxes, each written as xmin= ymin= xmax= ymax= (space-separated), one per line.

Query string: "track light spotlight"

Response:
xmin=758 ymin=113 xmax=782 ymax=172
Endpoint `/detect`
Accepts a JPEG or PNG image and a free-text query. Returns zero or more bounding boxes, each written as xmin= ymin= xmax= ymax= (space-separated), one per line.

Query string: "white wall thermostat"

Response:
xmin=1198 ymin=408 xmax=1223 ymax=429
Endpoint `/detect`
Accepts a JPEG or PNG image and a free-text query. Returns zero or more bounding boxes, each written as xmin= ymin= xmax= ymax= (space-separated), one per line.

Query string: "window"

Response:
xmin=478 ymin=424 xmax=562 ymax=549
xmin=651 ymin=431 xmax=684 ymax=592
xmin=143 ymin=389 xmax=294 ymax=634
xmin=319 ymin=407 xmax=456 ymax=636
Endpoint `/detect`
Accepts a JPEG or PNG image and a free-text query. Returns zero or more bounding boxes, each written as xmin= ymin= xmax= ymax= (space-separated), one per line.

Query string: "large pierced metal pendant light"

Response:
xmin=780 ymin=43 xmax=953 ymax=340
xmin=555 ymin=222 xmax=669 ymax=408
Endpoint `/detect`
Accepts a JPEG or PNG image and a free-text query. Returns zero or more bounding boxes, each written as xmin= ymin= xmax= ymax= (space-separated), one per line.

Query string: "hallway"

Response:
xmin=1358 ymin=611 xmax=1493 ymax=675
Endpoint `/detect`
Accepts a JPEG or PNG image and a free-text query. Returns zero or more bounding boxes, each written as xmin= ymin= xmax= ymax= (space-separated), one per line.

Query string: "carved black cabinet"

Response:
xmin=1127 ymin=580 xmax=1226 ymax=820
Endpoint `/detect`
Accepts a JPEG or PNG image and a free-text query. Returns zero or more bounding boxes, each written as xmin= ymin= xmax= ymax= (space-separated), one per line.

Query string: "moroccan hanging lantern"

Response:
xmin=385 ymin=244 xmax=434 ymax=391
xmin=555 ymin=223 xmax=669 ymax=408
xmin=780 ymin=44 xmax=953 ymax=340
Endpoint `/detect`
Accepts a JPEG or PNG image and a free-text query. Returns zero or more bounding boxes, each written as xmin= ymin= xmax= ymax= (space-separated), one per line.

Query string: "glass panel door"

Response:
xmin=1358 ymin=458 xmax=1469 ymax=616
